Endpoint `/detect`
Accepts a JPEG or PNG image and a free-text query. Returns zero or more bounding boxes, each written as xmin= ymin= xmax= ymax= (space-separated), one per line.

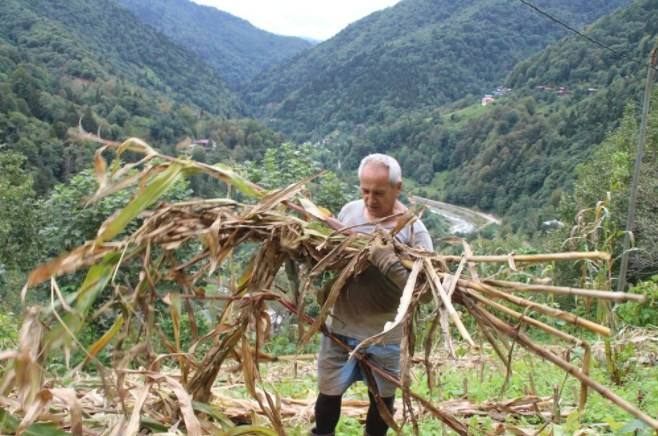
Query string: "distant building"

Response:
xmin=557 ymin=86 xmax=571 ymax=96
xmin=482 ymin=95 xmax=495 ymax=106
xmin=588 ymin=88 xmax=599 ymax=95
xmin=542 ymin=219 xmax=565 ymax=229
xmin=191 ymin=139 xmax=216 ymax=149
xmin=493 ymin=86 xmax=511 ymax=96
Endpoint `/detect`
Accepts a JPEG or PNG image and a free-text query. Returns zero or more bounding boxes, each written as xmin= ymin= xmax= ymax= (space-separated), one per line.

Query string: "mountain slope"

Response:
xmin=0 ymin=0 xmax=245 ymax=117
xmin=116 ymin=0 xmax=313 ymax=87
xmin=0 ymin=0 xmax=287 ymax=192
xmin=242 ymin=0 xmax=631 ymax=139
xmin=330 ymin=0 xmax=657 ymax=230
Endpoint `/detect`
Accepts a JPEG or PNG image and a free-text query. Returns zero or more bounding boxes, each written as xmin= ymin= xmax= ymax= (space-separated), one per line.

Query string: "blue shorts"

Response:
xmin=317 ymin=333 xmax=400 ymax=397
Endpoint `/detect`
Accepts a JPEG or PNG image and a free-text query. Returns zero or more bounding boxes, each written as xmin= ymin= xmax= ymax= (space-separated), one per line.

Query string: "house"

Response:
xmin=557 ymin=86 xmax=571 ymax=96
xmin=191 ymin=139 xmax=216 ymax=150
xmin=493 ymin=86 xmax=511 ymax=96
xmin=482 ymin=95 xmax=495 ymax=106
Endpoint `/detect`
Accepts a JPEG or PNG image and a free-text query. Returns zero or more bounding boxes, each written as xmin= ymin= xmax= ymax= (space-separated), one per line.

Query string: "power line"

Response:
xmin=515 ymin=0 xmax=658 ymax=71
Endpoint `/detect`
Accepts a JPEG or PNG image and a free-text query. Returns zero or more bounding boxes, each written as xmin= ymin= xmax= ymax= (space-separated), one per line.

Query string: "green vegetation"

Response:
xmin=0 ymin=0 xmax=244 ymax=116
xmin=241 ymin=141 xmax=354 ymax=215
xmin=116 ymin=0 xmax=312 ymax=87
xmin=243 ymin=0 xmax=630 ymax=139
xmin=212 ymin=322 xmax=658 ymax=435
xmin=548 ymin=97 xmax=658 ymax=285
xmin=0 ymin=0 xmax=288 ymax=194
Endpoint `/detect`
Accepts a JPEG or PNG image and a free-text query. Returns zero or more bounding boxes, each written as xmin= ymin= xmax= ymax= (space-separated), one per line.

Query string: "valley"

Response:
xmin=411 ymin=195 xmax=502 ymax=234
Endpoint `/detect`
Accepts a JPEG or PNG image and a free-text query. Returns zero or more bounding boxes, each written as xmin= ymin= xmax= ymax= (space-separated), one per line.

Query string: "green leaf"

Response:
xmin=140 ymin=415 xmax=170 ymax=432
xmin=224 ymin=425 xmax=279 ymax=436
xmin=168 ymin=292 xmax=181 ymax=351
xmin=617 ymin=419 xmax=651 ymax=435
xmin=0 ymin=408 xmax=69 ymax=436
xmin=97 ymin=162 xmax=186 ymax=243
xmin=84 ymin=314 xmax=124 ymax=364
xmin=192 ymin=401 xmax=234 ymax=430
xmin=210 ymin=162 xmax=264 ymax=199
xmin=44 ymin=252 xmax=120 ymax=349
xmin=604 ymin=417 xmax=626 ymax=432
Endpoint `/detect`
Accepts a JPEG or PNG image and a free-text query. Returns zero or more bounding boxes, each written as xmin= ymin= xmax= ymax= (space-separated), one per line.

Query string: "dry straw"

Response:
xmin=1 ymin=135 xmax=654 ymax=434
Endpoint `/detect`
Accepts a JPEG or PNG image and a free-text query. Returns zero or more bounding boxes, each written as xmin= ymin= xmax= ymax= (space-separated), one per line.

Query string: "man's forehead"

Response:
xmin=363 ymin=162 xmax=389 ymax=172
xmin=361 ymin=163 xmax=390 ymax=179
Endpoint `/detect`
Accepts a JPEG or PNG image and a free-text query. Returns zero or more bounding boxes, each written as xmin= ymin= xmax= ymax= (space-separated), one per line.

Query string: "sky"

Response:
xmin=192 ymin=0 xmax=401 ymax=41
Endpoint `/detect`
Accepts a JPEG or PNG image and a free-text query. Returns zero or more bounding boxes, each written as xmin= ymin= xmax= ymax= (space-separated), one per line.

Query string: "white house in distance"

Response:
xmin=482 ymin=95 xmax=495 ymax=106
xmin=191 ymin=139 xmax=217 ymax=149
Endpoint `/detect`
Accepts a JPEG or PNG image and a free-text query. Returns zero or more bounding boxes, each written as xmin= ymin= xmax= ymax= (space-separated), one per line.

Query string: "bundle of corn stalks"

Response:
xmin=1 ymin=135 xmax=655 ymax=435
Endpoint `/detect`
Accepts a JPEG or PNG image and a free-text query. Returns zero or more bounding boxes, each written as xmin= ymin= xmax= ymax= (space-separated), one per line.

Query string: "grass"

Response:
xmin=444 ymin=104 xmax=493 ymax=129
xmin=215 ymin=330 xmax=658 ymax=435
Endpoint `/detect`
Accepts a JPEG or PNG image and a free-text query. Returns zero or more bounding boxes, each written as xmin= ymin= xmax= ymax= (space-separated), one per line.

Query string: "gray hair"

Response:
xmin=358 ymin=154 xmax=402 ymax=186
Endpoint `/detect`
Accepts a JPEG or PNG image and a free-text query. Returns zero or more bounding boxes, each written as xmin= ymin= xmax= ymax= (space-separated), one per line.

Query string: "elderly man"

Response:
xmin=312 ymin=154 xmax=433 ymax=436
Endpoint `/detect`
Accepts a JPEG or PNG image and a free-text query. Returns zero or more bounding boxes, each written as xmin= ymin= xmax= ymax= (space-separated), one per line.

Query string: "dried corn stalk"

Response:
xmin=1 ymin=136 xmax=654 ymax=435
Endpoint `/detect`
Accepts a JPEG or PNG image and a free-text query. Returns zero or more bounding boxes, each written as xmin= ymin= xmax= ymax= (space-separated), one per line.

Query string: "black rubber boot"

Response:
xmin=310 ymin=429 xmax=335 ymax=436
xmin=364 ymin=391 xmax=395 ymax=436
xmin=313 ymin=393 xmax=342 ymax=435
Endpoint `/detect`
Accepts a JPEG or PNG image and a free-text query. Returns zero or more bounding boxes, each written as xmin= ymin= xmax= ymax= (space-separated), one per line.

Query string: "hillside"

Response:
xmin=242 ymin=0 xmax=631 ymax=139
xmin=330 ymin=0 xmax=657 ymax=231
xmin=2 ymin=0 xmax=245 ymax=117
xmin=116 ymin=0 xmax=313 ymax=87
xmin=439 ymin=0 xmax=657 ymax=227
xmin=0 ymin=0 xmax=283 ymax=192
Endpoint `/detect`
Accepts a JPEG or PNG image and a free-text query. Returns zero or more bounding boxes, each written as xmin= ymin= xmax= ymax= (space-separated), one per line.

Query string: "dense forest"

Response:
xmin=116 ymin=0 xmax=313 ymax=87
xmin=0 ymin=0 xmax=287 ymax=192
xmin=242 ymin=0 xmax=631 ymax=139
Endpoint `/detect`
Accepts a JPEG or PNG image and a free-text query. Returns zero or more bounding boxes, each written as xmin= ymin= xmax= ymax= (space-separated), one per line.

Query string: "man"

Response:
xmin=312 ymin=154 xmax=433 ymax=436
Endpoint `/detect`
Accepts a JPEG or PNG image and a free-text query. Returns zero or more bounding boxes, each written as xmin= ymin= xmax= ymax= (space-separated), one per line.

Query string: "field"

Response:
xmin=207 ymin=328 xmax=658 ymax=435
xmin=2 ymin=323 xmax=654 ymax=435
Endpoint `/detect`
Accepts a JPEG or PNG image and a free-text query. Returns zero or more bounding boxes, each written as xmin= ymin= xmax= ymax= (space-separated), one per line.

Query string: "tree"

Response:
xmin=0 ymin=151 xmax=38 ymax=269
xmin=0 ymin=150 xmax=38 ymax=307
xmin=37 ymin=167 xmax=192 ymax=262
xmin=554 ymin=98 xmax=658 ymax=283
xmin=243 ymin=142 xmax=352 ymax=215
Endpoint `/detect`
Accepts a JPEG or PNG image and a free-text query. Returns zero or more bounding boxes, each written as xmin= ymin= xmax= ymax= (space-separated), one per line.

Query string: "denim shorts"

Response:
xmin=317 ymin=333 xmax=401 ymax=397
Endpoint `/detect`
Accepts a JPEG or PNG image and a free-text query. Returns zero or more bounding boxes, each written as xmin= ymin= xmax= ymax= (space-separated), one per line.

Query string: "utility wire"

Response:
xmin=515 ymin=0 xmax=658 ymax=71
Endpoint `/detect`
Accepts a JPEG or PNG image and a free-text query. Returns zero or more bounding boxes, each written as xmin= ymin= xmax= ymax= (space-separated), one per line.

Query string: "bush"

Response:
xmin=0 ymin=308 xmax=18 ymax=349
xmin=616 ymin=276 xmax=658 ymax=327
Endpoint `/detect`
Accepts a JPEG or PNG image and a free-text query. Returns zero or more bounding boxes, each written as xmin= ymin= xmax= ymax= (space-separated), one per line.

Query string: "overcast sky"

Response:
xmin=192 ymin=0 xmax=401 ymax=41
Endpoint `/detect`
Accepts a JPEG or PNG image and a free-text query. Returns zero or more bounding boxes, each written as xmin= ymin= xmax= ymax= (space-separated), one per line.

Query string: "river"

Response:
xmin=411 ymin=195 xmax=502 ymax=234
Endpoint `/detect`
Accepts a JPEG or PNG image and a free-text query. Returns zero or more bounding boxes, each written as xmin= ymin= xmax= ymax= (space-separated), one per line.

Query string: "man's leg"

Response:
xmin=364 ymin=391 xmax=395 ymax=436
xmin=314 ymin=334 xmax=360 ymax=435
xmin=313 ymin=392 xmax=342 ymax=435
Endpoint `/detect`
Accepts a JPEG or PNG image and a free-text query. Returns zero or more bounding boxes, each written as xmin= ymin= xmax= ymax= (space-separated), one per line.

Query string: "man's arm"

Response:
xmin=368 ymin=239 xmax=413 ymax=290
xmin=369 ymin=223 xmax=434 ymax=300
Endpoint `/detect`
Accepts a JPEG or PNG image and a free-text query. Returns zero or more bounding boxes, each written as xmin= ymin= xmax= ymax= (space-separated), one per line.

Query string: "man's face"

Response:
xmin=360 ymin=163 xmax=401 ymax=219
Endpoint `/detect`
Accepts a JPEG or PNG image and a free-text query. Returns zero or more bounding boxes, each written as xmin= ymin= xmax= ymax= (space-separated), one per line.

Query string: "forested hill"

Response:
xmin=338 ymin=0 xmax=657 ymax=231
xmin=116 ymin=0 xmax=313 ymax=88
xmin=0 ymin=0 xmax=284 ymax=192
xmin=1 ymin=0 xmax=244 ymax=117
xmin=241 ymin=0 xmax=631 ymax=140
